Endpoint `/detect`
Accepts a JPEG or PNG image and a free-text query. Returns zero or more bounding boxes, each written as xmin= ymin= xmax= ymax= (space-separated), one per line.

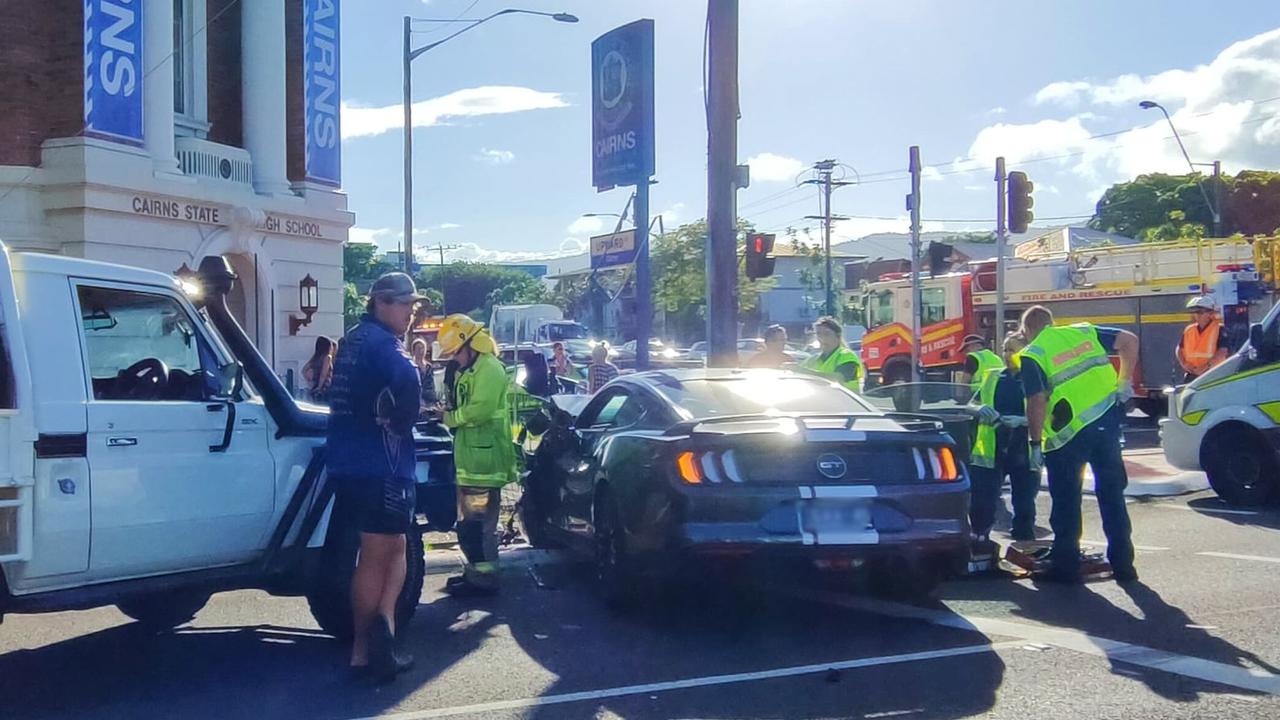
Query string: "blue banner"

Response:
xmin=84 ymin=0 xmax=144 ymax=144
xmin=591 ymin=19 xmax=655 ymax=191
xmin=304 ymin=0 xmax=341 ymax=186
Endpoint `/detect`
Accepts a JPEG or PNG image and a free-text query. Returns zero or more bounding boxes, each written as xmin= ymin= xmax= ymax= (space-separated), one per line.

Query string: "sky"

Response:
xmin=340 ymin=1 xmax=1280 ymax=264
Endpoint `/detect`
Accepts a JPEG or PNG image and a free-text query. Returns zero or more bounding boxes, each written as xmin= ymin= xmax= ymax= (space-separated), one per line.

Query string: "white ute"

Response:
xmin=0 ymin=247 xmax=426 ymax=635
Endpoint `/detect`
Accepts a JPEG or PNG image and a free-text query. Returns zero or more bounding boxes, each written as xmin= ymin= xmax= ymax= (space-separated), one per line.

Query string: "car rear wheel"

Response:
xmin=1204 ymin=428 xmax=1278 ymax=507
xmin=117 ymin=590 xmax=210 ymax=629
xmin=594 ymin=492 xmax=640 ymax=610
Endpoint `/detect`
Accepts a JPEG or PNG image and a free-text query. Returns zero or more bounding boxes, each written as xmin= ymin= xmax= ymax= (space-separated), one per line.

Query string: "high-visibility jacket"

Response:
xmin=1019 ymin=323 xmax=1118 ymax=452
xmin=970 ymin=367 xmax=1004 ymax=468
xmin=445 ymin=352 xmax=517 ymax=487
xmin=1179 ymin=319 xmax=1223 ymax=376
xmin=967 ymin=349 xmax=1005 ymax=390
xmin=803 ymin=345 xmax=865 ymax=393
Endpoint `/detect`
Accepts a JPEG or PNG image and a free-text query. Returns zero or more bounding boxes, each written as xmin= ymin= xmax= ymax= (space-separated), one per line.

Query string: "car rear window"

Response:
xmin=656 ymin=376 xmax=873 ymax=419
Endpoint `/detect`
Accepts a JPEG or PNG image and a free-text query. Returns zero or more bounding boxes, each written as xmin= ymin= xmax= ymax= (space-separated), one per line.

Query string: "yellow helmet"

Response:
xmin=437 ymin=314 xmax=484 ymax=358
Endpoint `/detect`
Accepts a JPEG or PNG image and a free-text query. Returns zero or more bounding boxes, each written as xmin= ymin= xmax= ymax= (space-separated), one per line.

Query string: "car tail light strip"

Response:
xmin=677 ymin=450 xmax=746 ymax=484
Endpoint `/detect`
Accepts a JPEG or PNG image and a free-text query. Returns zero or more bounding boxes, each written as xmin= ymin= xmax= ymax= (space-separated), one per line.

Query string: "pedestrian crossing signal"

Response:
xmin=746 ymin=233 xmax=777 ymax=279
xmin=1007 ymin=171 xmax=1034 ymax=234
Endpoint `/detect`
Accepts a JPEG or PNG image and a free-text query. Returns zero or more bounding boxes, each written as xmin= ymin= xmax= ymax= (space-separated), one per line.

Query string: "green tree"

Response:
xmin=343 ymin=241 xmax=394 ymax=290
xmin=1090 ymin=173 xmax=1215 ymax=239
xmin=416 ymin=262 xmax=551 ymax=320
xmin=651 ymin=219 xmax=774 ymax=341
xmin=1222 ymin=170 xmax=1280 ymax=236
xmin=342 ymin=282 xmax=364 ymax=332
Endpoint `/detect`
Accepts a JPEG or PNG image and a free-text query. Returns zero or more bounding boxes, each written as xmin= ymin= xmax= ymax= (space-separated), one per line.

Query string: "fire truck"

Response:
xmin=856 ymin=237 xmax=1279 ymax=416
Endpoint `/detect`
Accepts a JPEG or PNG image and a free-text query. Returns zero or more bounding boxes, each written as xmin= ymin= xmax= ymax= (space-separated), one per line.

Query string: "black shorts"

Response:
xmin=333 ymin=474 xmax=416 ymax=535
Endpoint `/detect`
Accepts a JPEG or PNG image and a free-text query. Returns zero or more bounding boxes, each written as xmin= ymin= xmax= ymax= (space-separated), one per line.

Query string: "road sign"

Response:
xmin=590 ymin=230 xmax=639 ymax=269
xmin=591 ymin=19 xmax=655 ymax=191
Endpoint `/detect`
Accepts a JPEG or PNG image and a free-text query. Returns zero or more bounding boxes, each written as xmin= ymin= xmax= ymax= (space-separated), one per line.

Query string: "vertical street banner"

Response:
xmin=591 ymin=19 xmax=655 ymax=192
xmin=84 ymin=0 xmax=144 ymax=144
xmin=304 ymin=0 xmax=342 ymax=186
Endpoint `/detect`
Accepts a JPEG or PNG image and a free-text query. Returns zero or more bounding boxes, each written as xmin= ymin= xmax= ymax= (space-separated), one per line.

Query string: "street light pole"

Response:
xmin=401 ymin=9 xmax=578 ymax=275
xmin=1139 ymin=100 xmax=1220 ymax=236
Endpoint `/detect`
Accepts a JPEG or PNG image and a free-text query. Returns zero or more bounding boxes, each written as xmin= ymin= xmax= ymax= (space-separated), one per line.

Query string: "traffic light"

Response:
xmin=745 ymin=233 xmax=777 ymax=279
xmin=1007 ymin=171 xmax=1034 ymax=234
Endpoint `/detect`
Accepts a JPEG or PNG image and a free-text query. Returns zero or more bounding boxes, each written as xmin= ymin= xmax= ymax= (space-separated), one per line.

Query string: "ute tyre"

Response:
xmin=517 ymin=490 xmax=558 ymax=550
xmin=306 ymin=531 xmax=425 ymax=641
xmin=869 ymin=557 xmax=945 ymax=600
xmin=117 ymin=590 xmax=210 ymax=629
xmin=1205 ymin=431 xmax=1278 ymax=507
xmin=594 ymin=493 xmax=640 ymax=611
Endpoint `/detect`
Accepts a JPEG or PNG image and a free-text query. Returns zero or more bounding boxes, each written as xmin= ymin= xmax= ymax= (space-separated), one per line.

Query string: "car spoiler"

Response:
xmin=664 ymin=412 xmax=944 ymax=437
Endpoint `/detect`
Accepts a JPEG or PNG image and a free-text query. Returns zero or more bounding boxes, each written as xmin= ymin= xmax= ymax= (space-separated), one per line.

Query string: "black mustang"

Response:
xmin=519 ymin=368 xmax=972 ymax=605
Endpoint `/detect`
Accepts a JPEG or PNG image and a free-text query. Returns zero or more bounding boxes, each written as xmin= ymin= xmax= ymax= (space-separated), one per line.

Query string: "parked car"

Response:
xmin=518 ymin=368 xmax=971 ymax=606
xmin=736 ymin=338 xmax=809 ymax=365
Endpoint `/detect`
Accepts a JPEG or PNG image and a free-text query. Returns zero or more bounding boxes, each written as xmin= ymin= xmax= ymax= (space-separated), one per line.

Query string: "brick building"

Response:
xmin=0 ymin=0 xmax=352 ymax=379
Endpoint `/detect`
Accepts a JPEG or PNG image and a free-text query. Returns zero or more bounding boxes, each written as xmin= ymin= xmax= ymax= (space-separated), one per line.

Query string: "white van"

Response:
xmin=1161 ymin=301 xmax=1280 ymax=505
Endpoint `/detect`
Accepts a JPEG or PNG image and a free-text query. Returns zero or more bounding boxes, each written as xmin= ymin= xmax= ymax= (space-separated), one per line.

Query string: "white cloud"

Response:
xmin=349 ymin=226 xmax=429 ymax=252
xmin=747 ymin=153 xmax=807 ymax=183
xmin=992 ymin=27 xmax=1280 ymax=189
xmin=476 ymin=148 xmax=515 ymax=165
xmin=437 ymin=222 xmax=462 ymax=230
xmin=559 ymin=238 xmax=588 ymax=254
xmin=343 ymin=86 xmax=569 ymax=139
xmin=446 ymin=242 xmax=581 ymax=264
xmin=987 ymin=106 xmax=1008 ymax=116
xmin=567 ymin=215 xmax=604 ymax=236
xmin=658 ymin=202 xmax=686 ymax=228
xmin=921 ymin=166 xmax=944 ymax=183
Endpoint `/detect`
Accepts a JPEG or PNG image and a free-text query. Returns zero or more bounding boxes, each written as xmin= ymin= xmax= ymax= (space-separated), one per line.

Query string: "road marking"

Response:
xmin=1158 ymin=504 xmax=1260 ymax=517
xmin=1198 ymin=551 xmax=1280 ymax=565
xmin=787 ymin=591 xmax=1280 ymax=695
xmin=345 ymin=641 xmax=1023 ymax=720
xmin=1080 ymin=539 xmax=1169 ymax=552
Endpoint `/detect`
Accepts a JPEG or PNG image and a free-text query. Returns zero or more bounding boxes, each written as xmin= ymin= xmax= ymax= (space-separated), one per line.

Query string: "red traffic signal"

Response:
xmin=1007 ymin=171 xmax=1035 ymax=234
xmin=745 ymin=233 xmax=777 ymax=279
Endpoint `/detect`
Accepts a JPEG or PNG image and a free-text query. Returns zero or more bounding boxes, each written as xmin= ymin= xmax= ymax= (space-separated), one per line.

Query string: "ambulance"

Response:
xmin=1161 ymin=299 xmax=1280 ymax=506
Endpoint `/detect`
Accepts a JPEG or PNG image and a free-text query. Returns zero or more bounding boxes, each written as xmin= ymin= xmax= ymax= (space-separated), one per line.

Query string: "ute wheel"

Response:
xmin=1205 ymin=428 xmax=1278 ymax=507
xmin=117 ymin=590 xmax=210 ymax=629
xmin=1135 ymin=398 xmax=1166 ymax=419
xmin=594 ymin=491 xmax=640 ymax=610
xmin=306 ymin=531 xmax=425 ymax=641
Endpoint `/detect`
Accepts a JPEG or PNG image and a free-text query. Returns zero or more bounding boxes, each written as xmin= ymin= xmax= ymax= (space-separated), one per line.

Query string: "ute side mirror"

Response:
xmin=212 ymin=362 xmax=245 ymax=400
xmin=1249 ymin=323 xmax=1265 ymax=350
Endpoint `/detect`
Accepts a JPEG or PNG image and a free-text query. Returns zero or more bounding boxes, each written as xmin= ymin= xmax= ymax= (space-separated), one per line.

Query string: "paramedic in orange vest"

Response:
xmin=1176 ymin=296 xmax=1229 ymax=383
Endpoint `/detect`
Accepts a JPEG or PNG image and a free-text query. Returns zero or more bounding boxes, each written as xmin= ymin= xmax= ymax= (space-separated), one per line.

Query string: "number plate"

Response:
xmin=799 ymin=500 xmax=877 ymax=545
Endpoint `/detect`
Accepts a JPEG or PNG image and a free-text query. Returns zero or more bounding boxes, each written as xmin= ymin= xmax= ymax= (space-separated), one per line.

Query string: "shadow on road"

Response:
xmin=503 ymin=561 xmax=1006 ymax=720
xmin=948 ymin=576 xmax=1278 ymax=701
xmin=1181 ymin=497 xmax=1280 ymax=531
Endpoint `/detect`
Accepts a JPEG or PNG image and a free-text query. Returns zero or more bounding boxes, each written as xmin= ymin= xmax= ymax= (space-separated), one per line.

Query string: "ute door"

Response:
xmin=0 ymin=244 xmax=37 ymax=571
xmin=77 ymin=282 xmax=274 ymax=579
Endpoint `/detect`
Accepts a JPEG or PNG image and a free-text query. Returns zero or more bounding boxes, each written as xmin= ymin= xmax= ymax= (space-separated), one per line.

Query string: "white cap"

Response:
xmin=1186 ymin=295 xmax=1216 ymax=312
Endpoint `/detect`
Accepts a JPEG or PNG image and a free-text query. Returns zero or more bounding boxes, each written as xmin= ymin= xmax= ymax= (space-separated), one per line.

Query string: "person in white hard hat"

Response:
xmin=1176 ymin=295 xmax=1229 ymax=383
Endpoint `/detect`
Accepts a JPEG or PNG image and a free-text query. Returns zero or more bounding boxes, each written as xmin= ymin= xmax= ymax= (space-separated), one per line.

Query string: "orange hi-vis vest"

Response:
xmin=1181 ymin=319 xmax=1222 ymax=375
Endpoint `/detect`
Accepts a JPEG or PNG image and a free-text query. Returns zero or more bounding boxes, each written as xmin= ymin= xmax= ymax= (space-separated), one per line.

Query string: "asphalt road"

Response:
xmin=3 ymin=488 xmax=1278 ymax=719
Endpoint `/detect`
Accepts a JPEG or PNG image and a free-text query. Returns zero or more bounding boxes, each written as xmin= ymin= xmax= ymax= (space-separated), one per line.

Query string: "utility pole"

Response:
xmin=1212 ymin=160 xmax=1223 ymax=237
xmin=427 ymin=243 xmax=459 ymax=313
xmin=908 ymin=146 xmax=922 ymax=384
xmin=803 ymin=159 xmax=854 ymax=316
xmin=705 ymin=0 xmax=739 ymax=367
xmin=402 ymin=17 xmax=415 ymax=274
xmin=995 ymin=157 xmax=1007 ymax=342
xmin=635 ymin=181 xmax=651 ymax=369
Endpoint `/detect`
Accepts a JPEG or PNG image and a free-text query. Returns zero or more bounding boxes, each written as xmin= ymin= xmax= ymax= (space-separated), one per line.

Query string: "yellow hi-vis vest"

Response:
xmin=803 ymin=345 xmax=865 ymax=393
xmin=970 ymin=367 xmax=1004 ymax=469
xmin=968 ymin=349 xmax=1005 ymax=390
xmin=1019 ymin=323 xmax=1118 ymax=452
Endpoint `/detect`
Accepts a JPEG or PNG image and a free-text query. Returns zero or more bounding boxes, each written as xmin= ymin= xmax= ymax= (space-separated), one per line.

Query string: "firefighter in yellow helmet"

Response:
xmin=436 ymin=314 xmax=515 ymax=596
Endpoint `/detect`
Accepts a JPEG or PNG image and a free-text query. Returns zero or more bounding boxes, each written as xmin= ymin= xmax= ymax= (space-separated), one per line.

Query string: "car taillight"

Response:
xmin=914 ymin=446 xmax=959 ymax=481
xmin=676 ymin=451 xmax=703 ymax=484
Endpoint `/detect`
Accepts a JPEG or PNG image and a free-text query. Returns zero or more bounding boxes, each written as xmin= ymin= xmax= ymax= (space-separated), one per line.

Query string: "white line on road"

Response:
xmin=1080 ymin=539 xmax=1170 ymax=552
xmin=1158 ymin=504 xmax=1260 ymax=517
xmin=1198 ymin=551 xmax=1280 ymax=565
xmin=786 ymin=591 xmax=1280 ymax=695
xmin=346 ymin=641 xmax=1024 ymax=720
